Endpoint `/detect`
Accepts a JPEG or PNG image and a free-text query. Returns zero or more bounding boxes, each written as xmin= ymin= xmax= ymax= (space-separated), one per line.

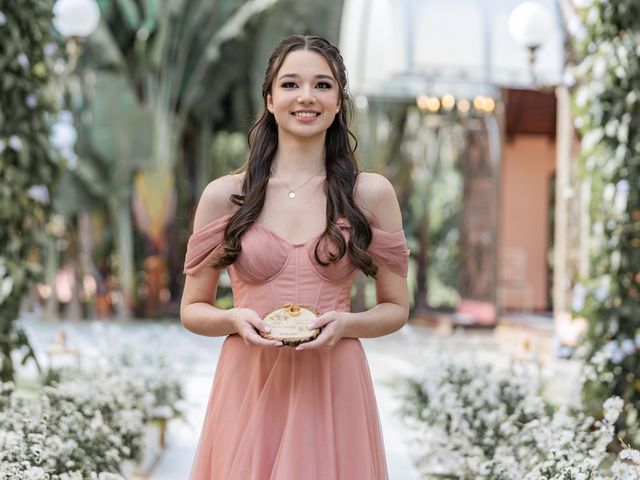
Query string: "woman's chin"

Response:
xmin=278 ymin=124 xmax=328 ymax=140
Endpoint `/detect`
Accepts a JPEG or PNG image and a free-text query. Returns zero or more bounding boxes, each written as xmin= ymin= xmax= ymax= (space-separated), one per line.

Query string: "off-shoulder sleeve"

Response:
xmin=183 ymin=213 xmax=231 ymax=275
xmin=368 ymin=227 xmax=411 ymax=277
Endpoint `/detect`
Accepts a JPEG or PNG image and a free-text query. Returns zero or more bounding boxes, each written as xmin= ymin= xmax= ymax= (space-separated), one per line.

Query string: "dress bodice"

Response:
xmin=183 ymin=213 xmax=409 ymax=316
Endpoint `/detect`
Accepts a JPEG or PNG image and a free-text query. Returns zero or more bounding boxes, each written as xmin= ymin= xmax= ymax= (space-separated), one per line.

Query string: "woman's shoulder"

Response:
xmin=354 ymin=171 xmax=402 ymax=231
xmin=193 ymin=173 xmax=243 ymax=230
xmin=354 ymin=171 xmax=395 ymax=199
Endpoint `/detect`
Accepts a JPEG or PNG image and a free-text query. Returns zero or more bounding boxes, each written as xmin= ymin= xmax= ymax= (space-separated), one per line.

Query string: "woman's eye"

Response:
xmin=280 ymin=81 xmax=332 ymax=89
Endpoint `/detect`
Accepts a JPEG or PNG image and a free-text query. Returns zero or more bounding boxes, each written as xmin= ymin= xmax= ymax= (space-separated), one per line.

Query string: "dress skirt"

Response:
xmin=189 ymin=334 xmax=389 ymax=480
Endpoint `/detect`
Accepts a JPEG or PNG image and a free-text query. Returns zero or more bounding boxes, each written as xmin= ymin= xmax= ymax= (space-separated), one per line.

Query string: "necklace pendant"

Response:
xmin=288 ymin=191 xmax=296 ymax=199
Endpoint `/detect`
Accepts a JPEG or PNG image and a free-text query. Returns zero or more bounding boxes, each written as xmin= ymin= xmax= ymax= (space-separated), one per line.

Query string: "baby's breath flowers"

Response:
xmin=0 ymin=347 xmax=183 ymax=478
xmin=612 ymin=440 xmax=640 ymax=480
xmin=0 ymin=376 xmax=135 ymax=479
xmin=400 ymin=357 xmax=636 ymax=479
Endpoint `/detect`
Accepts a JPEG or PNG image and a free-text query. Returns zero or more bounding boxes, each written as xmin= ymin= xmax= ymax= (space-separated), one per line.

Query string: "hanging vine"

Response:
xmin=0 ymin=0 xmax=61 ymax=381
xmin=572 ymin=0 xmax=640 ymax=445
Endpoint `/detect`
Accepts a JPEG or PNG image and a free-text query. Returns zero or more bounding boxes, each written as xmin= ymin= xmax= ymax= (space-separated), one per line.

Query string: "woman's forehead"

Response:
xmin=276 ymin=49 xmax=335 ymax=79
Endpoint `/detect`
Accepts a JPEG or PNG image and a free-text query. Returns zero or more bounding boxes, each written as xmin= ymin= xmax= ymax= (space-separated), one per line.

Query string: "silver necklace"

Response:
xmin=271 ymin=166 xmax=325 ymax=199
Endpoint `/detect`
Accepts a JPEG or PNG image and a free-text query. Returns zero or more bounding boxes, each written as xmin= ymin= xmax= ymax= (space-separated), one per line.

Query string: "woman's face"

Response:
xmin=267 ymin=49 xmax=341 ymax=140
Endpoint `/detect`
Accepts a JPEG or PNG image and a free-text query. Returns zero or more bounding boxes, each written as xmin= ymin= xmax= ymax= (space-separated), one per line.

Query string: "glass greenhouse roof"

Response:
xmin=339 ymin=0 xmax=566 ymax=99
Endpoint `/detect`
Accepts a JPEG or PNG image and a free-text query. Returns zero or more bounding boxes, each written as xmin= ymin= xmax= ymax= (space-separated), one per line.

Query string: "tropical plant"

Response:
xmin=58 ymin=0 xmax=346 ymax=318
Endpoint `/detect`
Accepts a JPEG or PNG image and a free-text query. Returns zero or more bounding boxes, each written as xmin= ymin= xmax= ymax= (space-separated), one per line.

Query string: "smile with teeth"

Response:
xmin=293 ymin=112 xmax=320 ymax=118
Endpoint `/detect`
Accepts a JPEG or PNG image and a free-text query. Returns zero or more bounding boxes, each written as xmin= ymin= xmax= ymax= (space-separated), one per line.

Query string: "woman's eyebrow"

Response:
xmin=277 ymin=73 xmax=335 ymax=82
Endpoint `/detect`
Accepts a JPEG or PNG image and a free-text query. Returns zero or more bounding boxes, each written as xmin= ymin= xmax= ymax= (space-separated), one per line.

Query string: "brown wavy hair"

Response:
xmin=212 ymin=34 xmax=377 ymax=277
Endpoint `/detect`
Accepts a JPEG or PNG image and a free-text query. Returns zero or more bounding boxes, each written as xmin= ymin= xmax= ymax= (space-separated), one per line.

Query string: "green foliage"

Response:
xmin=0 ymin=0 xmax=61 ymax=381
xmin=572 ymin=0 xmax=640 ymax=445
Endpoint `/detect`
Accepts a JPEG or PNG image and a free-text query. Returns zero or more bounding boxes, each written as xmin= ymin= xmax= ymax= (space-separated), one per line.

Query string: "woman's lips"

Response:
xmin=291 ymin=111 xmax=321 ymax=122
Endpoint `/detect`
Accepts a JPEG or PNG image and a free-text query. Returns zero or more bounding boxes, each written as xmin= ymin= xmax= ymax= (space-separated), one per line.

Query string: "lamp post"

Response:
xmin=508 ymin=1 xmax=554 ymax=86
xmin=52 ymin=0 xmax=101 ymax=73
xmin=45 ymin=0 xmax=100 ymax=323
xmin=50 ymin=0 xmax=100 ymax=158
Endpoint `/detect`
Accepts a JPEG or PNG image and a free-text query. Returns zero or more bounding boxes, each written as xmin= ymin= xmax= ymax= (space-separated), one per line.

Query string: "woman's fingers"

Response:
xmin=241 ymin=308 xmax=272 ymax=333
xmin=296 ymin=325 xmax=334 ymax=351
xmin=232 ymin=308 xmax=281 ymax=347
xmin=295 ymin=331 xmax=332 ymax=351
xmin=242 ymin=326 xmax=282 ymax=347
xmin=297 ymin=311 xmax=347 ymax=351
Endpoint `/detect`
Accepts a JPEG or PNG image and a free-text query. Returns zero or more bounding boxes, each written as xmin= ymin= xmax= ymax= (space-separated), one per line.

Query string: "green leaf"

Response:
xmin=115 ymin=0 xmax=142 ymax=30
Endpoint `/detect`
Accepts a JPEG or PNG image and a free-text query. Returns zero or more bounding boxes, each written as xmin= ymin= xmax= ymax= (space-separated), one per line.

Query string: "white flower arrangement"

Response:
xmin=0 ymin=345 xmax=184 ymax=479
xmin=400 ymin=357 xmax=640 ymax=479
xmin=41 ymin=368 xmax=147 ymax=472
xmin=113 ymin=350 xmax=184 ymax=422
xmin=0 ymin=378 xmax=131 ymax=479
xmin=613 ymin=442 xmax=640 ymax=480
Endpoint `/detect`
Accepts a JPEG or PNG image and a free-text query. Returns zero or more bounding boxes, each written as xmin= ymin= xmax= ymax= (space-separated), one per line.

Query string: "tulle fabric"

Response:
xmin=183 ymin=213 xmax=410 ymax=480
xmin=190 ymin=336 xmax=387 ymax=480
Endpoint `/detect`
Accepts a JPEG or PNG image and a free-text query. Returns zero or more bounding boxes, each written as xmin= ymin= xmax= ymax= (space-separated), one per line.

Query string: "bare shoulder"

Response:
xmin=354 ymin=171 xmax=403 ymax=232
xmin=193 ymin=173 xmax=243 ymax=230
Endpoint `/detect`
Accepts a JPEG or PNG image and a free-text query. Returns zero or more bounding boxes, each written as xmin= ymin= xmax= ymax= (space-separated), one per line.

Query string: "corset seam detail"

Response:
xmin=231 ymin=248 xmax=293 ymax=285
xmin=305 ymin=258 xmax=358 ymax=285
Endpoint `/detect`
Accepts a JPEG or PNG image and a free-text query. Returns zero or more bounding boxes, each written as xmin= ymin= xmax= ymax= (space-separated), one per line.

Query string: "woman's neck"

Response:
xmin=271 ymin=132 xmax=326 ymax=176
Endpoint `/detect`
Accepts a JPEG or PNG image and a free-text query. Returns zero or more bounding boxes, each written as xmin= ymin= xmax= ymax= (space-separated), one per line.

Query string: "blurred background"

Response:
xmin=6 ymin=0 xmax=583 ymax=330
xmin=2 ymin=0 xmax=639 ymax=478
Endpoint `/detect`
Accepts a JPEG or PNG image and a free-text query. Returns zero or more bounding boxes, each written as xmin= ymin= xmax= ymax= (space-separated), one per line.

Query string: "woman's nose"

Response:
xmin=297 ymin=88 xmax=316 ymax=103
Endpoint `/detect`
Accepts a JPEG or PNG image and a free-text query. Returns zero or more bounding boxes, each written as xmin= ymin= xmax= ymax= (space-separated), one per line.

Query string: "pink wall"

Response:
xmin=499 ymin=135 xmax=556 ymax=312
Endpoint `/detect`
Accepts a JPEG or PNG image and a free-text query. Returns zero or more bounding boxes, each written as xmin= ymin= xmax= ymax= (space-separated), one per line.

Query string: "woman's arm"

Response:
xmin=180 ymin=174 xmax=280 ymax=346
xmin=341 ymin=172 xmax=410 ymax=336
xmin=297 ymin=172 xmax=410 ymax=351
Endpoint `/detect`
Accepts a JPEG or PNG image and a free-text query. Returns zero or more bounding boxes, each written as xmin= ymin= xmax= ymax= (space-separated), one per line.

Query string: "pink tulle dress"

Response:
xmin=183 ymin=213 xmax=409 ymax=480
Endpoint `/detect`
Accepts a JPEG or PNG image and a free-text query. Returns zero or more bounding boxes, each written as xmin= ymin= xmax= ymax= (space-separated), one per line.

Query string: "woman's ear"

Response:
xmin=266 ymin=94 xmax=274 ymax=113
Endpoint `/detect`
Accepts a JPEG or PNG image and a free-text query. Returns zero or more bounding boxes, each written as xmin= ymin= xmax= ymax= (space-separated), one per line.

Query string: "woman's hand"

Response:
xmin=295 ymin=311 xmax=347 ymax=351
xmin=231 ymin=307 xmax=283 ymax=347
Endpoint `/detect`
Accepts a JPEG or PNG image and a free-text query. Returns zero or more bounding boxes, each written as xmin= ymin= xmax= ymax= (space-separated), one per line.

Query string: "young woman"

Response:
xmin=181 ymin=34 xmax=410 ymax=480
